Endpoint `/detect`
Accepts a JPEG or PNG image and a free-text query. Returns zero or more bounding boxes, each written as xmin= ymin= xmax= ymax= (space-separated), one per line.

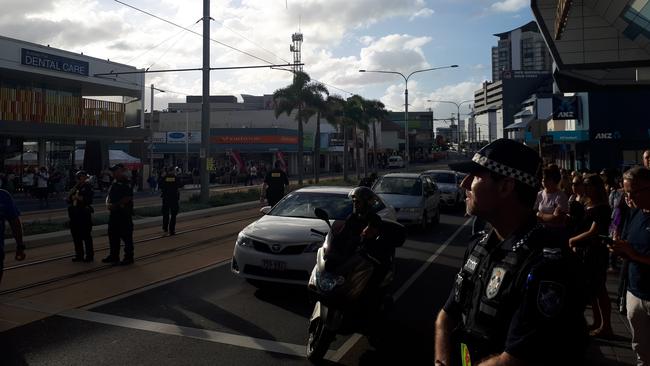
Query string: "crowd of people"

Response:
xmin=435 ymin=142 xmax=650 ymax=366
xmin=0 ymin=166 xmax=69 ymax=208
xmin=0 ymin=143 xmax=649 ymax=364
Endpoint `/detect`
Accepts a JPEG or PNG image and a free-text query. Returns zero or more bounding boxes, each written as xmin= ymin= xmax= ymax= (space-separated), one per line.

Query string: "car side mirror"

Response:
xmin=314 ymin=208 xmax=332 ymax=228
xmin=260 ymin=206 xmax=272 ymax=215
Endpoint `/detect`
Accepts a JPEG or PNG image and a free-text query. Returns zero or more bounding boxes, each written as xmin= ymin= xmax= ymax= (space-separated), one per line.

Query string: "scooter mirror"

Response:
xmin=314 ymin=208 xmax=330 ymax=227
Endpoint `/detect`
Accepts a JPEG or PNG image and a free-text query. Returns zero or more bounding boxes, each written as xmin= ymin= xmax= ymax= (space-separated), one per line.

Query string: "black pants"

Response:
xmin=70 ymin=212 xmax=94 ymax=259
xmin=267 ymin=194 xmax=282 ymax=207
xmin=108 ymin=217 xmax=134 ymax=260
xmin=162 ymin=200 xmax=179 ymax=233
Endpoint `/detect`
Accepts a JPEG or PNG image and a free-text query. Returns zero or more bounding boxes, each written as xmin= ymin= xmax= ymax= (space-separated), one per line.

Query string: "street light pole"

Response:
xmin=185 ymin=111 xmax=189 ymax=173
xmin=427 ymin=99 xmax=472 ymax=153
xmin=360 ymin=65 xmax=457 ymax=170
xmin=150 ymin=84 xmax=164 ymax=179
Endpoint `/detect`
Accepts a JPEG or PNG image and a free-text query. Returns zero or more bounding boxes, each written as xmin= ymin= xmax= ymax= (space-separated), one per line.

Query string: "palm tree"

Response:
xmin=364 ymin=99 xmax=389 ymax=174
xmin=345 ymin=95 xmax=365 ymax=180
xmin=308 ymin=90 xmax=329 ymax=183
xmin=273 ymin=71 xmax=328 ymax=185
xmin=322 ymin=95 xmax=347 ymax=181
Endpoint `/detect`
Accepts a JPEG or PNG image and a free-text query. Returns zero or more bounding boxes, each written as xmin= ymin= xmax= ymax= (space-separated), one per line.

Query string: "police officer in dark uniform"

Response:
xmin=160 ymin=168 xmax=181 ymax=235
xmin=67 ymin=170 xmax=94 ymax=262
xmin=261 ymin=161 xmax=289 ymax=207
xmin=102 ymin=163 xmax=135 ymax=266
xmin=434 ymin=139 xmax=587 ymax=366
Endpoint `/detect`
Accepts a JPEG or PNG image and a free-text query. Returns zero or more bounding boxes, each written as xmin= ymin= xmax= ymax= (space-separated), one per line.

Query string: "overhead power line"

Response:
xmin=114 ymin=0 xmax=357 ymax=99
xmin=114 ymin=0 xmax=277 ymax=65
xmin=123 ymin=21 xmax=199 ymax=65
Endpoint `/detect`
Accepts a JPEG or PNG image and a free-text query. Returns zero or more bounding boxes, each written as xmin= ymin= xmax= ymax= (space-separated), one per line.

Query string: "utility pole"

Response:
xmin=150 ymin=84 xmax=154 ymax=178
xmin=200 ymin=0 xmax=210 ymax=202
xmin=185 ymin=111 xmax=189 ymax=173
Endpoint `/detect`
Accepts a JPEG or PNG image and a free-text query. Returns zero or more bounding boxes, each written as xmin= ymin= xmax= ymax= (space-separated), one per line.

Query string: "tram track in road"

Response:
xmin=0 ymin=215 xmax=258 ymax=296
xmin=4 ymin=214 xmax=258 ymax=272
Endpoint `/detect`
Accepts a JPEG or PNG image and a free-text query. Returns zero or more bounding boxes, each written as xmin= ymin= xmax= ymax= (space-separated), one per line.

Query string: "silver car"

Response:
xmin=423 ymin=169 xmax=466 ymax=207
xmin=231 ymin=186 xmax=396 ymax=285
xmin=372 ymin=173 xmax=441 ymax=230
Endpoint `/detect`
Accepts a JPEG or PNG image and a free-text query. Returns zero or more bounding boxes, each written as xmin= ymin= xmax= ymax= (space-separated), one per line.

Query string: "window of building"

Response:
xmin=621 ymin=1 xmax=650 ymax=41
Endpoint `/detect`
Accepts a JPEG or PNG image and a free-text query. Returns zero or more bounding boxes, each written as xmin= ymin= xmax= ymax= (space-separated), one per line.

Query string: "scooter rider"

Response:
xmin=337 ymin=187 xmax=403 ymax=293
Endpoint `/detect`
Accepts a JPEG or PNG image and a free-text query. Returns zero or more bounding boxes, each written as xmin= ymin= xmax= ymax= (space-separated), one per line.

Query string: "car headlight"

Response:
xmin=401 ymin=207 xmax=422 ymax=213
xmin=236 ymin=233 xmax=254 ymax=247
xmin=304 ymin=241 xmax=324 ymax=253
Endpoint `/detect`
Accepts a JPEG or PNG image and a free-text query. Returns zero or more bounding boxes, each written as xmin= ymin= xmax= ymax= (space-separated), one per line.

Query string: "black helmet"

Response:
xmin=348 ymin=186 xmax=376 ymax=215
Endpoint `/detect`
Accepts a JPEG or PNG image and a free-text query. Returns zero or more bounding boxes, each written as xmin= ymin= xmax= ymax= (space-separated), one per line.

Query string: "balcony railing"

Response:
xmin=0 ymin=86 xmax=125 ymax=127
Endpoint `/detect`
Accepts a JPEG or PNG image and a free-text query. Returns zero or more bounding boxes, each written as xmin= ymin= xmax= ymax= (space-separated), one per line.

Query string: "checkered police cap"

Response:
xmin=449 ymin=138 xmax=541 ymax=188
xmin=471 ymin=153 xmax=539 ymax=187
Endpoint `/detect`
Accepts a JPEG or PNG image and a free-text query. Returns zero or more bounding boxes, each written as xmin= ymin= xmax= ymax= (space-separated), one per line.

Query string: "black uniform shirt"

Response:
xmin=264 ymin=168 xmax=289 ymax=199
xmin=444 ymin=222 xmax=587 ymax=364
xmin=160 ymin=174 xmax=181 ymax=201
xmin=107 ymin=179 xmax=133 ymax=217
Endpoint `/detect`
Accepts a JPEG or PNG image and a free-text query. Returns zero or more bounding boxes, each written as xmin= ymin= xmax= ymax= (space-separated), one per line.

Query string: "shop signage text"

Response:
xmin=552 ymin=95 xmax=579 ymax=120
xmin=21 ymin=49 xmax=89 ymax=76
xmin=211 ymin=135 xmax=298 ymax=144
xmin=593 ymin=131 xmax=621 ymax=140
xmin=167 ymin=131 xmax=201 ymax=143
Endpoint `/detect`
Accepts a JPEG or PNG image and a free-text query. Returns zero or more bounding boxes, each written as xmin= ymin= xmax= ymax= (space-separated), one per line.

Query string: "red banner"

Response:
xmin=230 ymin=150 xmax=245 ymax=172
xmin=275 ymin=151 xmax=287 ymax=172
xmin=211 ymin=135 xmax=298 ymax=144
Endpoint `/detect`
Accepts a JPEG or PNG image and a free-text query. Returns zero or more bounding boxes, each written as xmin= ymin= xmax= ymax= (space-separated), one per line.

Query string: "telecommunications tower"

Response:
xmin=290 ymin=32 xmax=303 ymax=76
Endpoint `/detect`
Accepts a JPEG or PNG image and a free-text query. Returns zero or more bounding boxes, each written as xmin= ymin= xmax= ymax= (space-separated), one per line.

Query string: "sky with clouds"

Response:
xmin=0 ymin=0 xmax=534 ymax=119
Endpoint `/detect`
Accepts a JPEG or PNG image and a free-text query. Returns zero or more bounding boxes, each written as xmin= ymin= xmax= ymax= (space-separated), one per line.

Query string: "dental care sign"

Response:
xmin=21 ymin=49 xmax=89 ymax=76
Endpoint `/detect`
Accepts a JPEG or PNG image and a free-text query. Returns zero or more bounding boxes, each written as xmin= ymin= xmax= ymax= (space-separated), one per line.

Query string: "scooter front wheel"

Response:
xmin=306 ymin=317 xmax=334 ymax=363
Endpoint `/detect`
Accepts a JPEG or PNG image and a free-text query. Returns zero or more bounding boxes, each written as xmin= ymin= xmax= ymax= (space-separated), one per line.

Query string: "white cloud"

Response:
xmin=0 ymin=0 xmax=450 ymax=110
xmin=490 ymin=0 xmax=528 ymax=13
xmin=379 ymin=80 xmax=483 ymax=116
xmin=409 ymin=8 xmax=434 ymax=21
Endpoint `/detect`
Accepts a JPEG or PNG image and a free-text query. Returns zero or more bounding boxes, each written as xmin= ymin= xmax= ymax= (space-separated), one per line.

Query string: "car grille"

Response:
xmin=252 ymin=240 xmax=308 ymax=255
xmin=243 ymin=265 xmax=310 ymax=281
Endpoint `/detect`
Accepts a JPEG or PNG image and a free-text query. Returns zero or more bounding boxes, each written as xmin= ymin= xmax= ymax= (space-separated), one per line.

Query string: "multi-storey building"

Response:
xmin=0 ymin=35 xmax=147 ymax=177
xmin=491 ymin=21 xmax=553 ymax=82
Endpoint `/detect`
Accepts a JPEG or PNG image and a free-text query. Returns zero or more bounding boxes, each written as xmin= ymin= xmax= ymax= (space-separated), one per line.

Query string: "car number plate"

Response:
xmin=262 ymin=260 xmax=286 ymax=271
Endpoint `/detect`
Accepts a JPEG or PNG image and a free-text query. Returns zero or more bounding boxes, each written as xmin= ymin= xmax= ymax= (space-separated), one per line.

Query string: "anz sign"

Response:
xmin=552 ymin=95 xmax=579 ymax=120
xmin=593 ymin=131 xmax=622 ymax=140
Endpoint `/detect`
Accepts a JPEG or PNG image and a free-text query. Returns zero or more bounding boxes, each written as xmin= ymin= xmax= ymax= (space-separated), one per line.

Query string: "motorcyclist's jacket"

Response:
xmin=443 ymin=216 xmax=587 ymax=364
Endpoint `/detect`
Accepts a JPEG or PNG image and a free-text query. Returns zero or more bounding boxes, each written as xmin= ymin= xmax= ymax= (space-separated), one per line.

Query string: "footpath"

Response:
xmin=585 ymin=270 xmax=636 ymax=365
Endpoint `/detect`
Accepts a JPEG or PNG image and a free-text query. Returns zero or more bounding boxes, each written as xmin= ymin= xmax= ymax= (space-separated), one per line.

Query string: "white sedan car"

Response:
xmin=422 ymin=170 xmax=466 ymax=207
xmin=231 ymin=186 xmax=396 ymax=285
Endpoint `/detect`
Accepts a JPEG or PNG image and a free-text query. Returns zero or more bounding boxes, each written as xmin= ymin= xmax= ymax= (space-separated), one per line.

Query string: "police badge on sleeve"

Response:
xmin=537 ymin=281 xmax=565 ymax=317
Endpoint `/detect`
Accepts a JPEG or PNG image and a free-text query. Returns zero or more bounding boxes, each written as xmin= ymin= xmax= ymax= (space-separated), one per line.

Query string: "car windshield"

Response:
xmin=374 ymin=177 xmax=422 ymax=196
xmin=429 ymin=173 xmax=456 ymax=184
xmin=269 ymin=192 xmax=352 ymax=220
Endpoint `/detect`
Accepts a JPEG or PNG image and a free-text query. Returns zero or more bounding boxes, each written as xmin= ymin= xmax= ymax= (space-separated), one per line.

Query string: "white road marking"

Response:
xmin=394 ymin=218 xmax=471 ymax=301
xmin=83 ymin=260 xmax=232 ymax=310
xmin=329 ymin=217 xmax=472 ymax=363
xmin=60 ymin=308 xmax=308 ymax=357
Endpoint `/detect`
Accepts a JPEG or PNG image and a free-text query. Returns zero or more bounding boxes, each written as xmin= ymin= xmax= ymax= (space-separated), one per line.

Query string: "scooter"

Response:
xmin=306 ymin=208 xmax=405 ymax=363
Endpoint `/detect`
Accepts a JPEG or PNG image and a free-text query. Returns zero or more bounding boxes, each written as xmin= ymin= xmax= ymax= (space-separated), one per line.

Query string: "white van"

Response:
xmin=387 ymin=155 xmax=405 ymax=169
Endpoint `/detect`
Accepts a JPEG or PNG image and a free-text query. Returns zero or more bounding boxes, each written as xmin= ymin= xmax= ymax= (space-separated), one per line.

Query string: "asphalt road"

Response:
xmin=0 ymin=207 xmax=472 ymax=366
